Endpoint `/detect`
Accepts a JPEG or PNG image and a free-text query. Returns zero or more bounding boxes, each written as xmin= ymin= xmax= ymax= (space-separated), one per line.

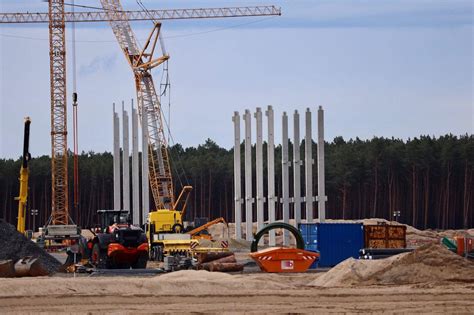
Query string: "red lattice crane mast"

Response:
xmin=0 ymin=2 xmax=281 ymax=229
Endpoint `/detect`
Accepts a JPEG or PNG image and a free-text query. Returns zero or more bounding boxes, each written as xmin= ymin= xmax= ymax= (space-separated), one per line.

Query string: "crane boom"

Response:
xmin=0 ymin=6 xmax=280 ymax=23
xmin=100 ymin=0 xmax=174 ymax=209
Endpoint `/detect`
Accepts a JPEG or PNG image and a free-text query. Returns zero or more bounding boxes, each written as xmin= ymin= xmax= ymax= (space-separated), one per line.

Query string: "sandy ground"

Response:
xmin=0 ymin=272 xmax=473 ymax=314
xmin=3 ymin=220 xmax=473 ymax=314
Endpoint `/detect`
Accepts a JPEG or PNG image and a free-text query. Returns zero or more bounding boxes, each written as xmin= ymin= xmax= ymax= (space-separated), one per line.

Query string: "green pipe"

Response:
xmin=250 ymin=222 xmax=305 ymax=252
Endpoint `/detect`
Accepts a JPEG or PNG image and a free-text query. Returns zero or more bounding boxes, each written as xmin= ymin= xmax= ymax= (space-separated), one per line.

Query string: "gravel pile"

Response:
xmin=0 ymin=220 xmax=61 ymax=274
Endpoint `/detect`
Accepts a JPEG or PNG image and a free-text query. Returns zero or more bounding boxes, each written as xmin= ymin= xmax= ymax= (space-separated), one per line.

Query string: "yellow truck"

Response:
xmin=146 ymin=186 xmax=195 ymax=261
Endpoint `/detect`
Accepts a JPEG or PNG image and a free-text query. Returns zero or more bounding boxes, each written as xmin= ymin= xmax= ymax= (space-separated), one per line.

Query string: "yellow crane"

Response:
xmin=98 ymin=1 xmax=280 ymax=260
xmin=16 ymin=117 xmax=31 ymax=234
xmin=99 ymin=1 xmax=280 ymax=233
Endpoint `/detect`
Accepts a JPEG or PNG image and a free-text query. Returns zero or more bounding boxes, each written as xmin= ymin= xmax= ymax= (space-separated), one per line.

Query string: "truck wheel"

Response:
xmin=152 ymin=245 xmax=164 ymax=262
xmin=91 ymin=243 xmax=108 ymax=269
xmin=133 ymin=253 xmax=148 ymax=269
xmin=172 ymin=223 xmax=184 ymax=233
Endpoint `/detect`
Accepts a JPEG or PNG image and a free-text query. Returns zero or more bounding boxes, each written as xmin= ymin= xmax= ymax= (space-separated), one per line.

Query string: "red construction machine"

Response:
xmin=85 ymin=210 xmax=148 ymax=269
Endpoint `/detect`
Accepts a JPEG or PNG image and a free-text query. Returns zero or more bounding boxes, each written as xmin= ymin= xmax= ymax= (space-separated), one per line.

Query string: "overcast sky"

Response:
xmin=0 ymin=0 xmax=472 ymax=159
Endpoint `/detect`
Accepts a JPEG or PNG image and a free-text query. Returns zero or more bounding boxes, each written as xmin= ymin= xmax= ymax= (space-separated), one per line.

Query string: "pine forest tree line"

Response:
xmin=0 ymin=134 xmax=472 ymax=230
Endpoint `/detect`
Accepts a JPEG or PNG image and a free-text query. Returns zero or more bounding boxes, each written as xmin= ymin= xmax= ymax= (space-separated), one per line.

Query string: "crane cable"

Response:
xmin=71 ymin=0 xmax=80 ymax=223
xmin=135 ymin=0 xmax=167 ymax=55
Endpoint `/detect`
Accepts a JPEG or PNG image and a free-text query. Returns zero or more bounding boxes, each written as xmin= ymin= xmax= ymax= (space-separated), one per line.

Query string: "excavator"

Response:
xmin=16 ymin=117 xmax=31 ymax=235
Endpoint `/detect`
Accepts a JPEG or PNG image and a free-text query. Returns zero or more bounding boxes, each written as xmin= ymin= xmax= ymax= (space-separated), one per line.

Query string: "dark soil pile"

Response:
xmin=0 ymin=220 xmax=61 ymax=274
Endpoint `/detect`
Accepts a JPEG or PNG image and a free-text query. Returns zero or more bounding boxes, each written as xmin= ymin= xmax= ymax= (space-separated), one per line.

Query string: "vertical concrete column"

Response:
xmin=305 ymin=108 xmax=313 ymax=222
xmin=232 ymin=111 xmax=242 ymax=239
xmin=281 ymin=112 xmax=290 ymax=245
xmin=141 ymin=110 xmax=150 ymax=223
xmin=254 ymin=108 xmax=264 ymax=236
xmin=317 ymin=106 xmax=327 ymax=222
xmin=113 ymin=103 xmax=121 ymax=211
xmin=266 ymin=106 xmax=276 ymax=246
xmin=132 ymin=102 xmax=140 ymax=225
xmin=293 ymin=110 xmax=302 ymax=227
xmin=122 ymin=102 xmax=130 ymax=213
xmin=243 ymin=110 xmax=254 ymax=241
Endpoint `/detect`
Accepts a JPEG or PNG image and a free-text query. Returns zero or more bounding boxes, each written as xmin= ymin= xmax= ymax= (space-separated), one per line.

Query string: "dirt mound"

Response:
xmin=158 ymin=269 xmax=235 ymax=281
xmin=310 ymin=243 xmax=474 ymax=287
xmin=154 ymin=270 xmax=292 ymax=292
xmin=0 ymin=220 xmax=61 ymax=275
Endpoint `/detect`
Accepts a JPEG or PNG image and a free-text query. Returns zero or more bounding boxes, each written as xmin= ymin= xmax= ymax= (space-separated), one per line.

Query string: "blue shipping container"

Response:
xmin=298 ymin=224 xmax=310 ymax=237
xmin=299 ymin=223 xmax=364 ymax=268
xmin=308 ymin=224 xmax=318 ymax=236
xmin=299 ymin=223 xmax=319 ymax=237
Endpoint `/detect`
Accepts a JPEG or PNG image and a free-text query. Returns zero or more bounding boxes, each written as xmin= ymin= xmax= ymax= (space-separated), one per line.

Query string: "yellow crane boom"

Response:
xmin=16 ymin=117 xmax=31 ymax=234
xmin=100 ymin=0 xmax=174 ymax=209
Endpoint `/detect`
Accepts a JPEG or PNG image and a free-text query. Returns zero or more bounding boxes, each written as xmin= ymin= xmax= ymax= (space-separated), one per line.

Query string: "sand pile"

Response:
xmin=153 ymin=270 xmax=292 ymax=292
xmin=310 ymin=243 xmax=474 ymax=287
xmin=0 ymin=220 xmax=61 ymax=274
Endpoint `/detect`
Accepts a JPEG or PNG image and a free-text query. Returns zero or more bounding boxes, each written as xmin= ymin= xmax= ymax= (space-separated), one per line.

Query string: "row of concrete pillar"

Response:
xmin=233 ymin=106 xmax=327 ymax=245
xmin=112 ymin=101 xmax=149 ymax=225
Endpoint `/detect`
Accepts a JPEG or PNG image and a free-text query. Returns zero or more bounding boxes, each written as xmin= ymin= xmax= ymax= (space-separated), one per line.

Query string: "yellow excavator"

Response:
xmin=16 ymin=117 xmax=31 ymax=235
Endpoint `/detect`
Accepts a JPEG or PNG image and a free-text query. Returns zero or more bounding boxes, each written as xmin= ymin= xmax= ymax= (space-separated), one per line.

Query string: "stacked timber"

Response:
xmin=364 ymin=224 xmax=407 ymax=249
xmin=196 ymin=252 xmax=244 ymax=272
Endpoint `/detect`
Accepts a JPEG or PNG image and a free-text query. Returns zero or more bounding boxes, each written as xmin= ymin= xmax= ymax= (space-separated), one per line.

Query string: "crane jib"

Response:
xmin=0 ymin=7 xmax=281 ymax=24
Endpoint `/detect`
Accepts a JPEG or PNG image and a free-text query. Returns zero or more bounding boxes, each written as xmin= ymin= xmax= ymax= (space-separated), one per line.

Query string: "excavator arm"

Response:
xmin=188 ymin=217 xmax=228 ymax=239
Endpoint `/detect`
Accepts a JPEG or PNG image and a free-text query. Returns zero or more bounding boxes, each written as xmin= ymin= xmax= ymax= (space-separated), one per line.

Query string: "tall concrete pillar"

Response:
xmin=317 ymin=106 xmax=327 ymax=222
xmin=266 ymin=106 xmax=276 ymax=246
xmin=243 ymin=110 xmax=254 ymax=241
xmin=141 ymin=110 xmax=150 ymax=223
xmin=113 ymin=104 xmax=121 ymax=211
xmin=255 ymin=108 xmax=264 ymax=235
xmin=122 ymin=102 xmax=130 ymax=213
xmin=281 ymin=112 xmax=290 ymax=245
xmin=232 ymin=111 xmax=242 ymax=239
xmin=293 ymin=110 xmax=302 ymax=226
xmin=132 ymin=100 xmax=140 ymax=225
xmin=305 ymin=108 xmax=313 ymax=222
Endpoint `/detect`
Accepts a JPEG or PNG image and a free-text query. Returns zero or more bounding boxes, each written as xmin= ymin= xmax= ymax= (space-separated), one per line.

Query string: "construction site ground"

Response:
xmin=1 ymin=220 xmax=473 ymax=314
xmin=0 ymin=273 xmax=472 ymax=313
